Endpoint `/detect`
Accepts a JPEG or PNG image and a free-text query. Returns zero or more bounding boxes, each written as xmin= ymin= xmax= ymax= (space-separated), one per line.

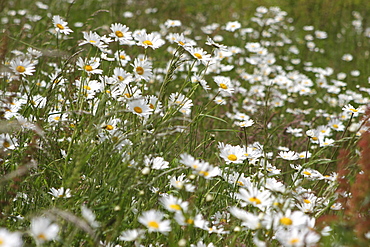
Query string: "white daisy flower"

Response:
xmin=138 ymin=210 xmax=171 ymax=234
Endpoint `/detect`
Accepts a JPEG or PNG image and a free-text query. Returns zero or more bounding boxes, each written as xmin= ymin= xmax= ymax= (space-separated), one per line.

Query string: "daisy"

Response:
xmin=79 ymin=31 xmax=108 ymax=51
xmin=164 ymin=19 xmax=182 ymax=28
xmin=214 ymin=76 xmax=234 ymax=96
xmin=172 ymin=33 xmax=193 ymax=47
xmin=135 ymin=32 xmax=165 ymax=49
xmin=229 ymin=207 xmax=261 ymax=230
xmin=52 ymin=15 xmax=73 ymax=35
xmin=205 ymin=36 xmax=228 ymax=51
xmin=119 ymin=229 xmax=145 ymax=242
xmin=279 ymin=150 xmax=299 ymax=160
xmin=160 ymin=194 xmax=189 ymax=213
xmin=138 ymin=210 xmax=171 ymax=234
xmin=276 ymin=227 xmax=320 ymax=247
xmin=112 ymin=67 xmax=133 ymax=85
xmin=235 ymin=119 xmax=254 ymax=128
xmin=114 ymin=50 xmax=131 ymax=67
xmin=0 ymin=228 xmax=23 ymax=247
xmin=169 ymin=93 xmax=193 ymax=115
xmin=127 ymin=98 xmax=153 ymax=118
xmin=224 ymin=21 xmax=241 ymax=32
xmin=48 ymin=187 xmax=72 ymax=199
xmin=30 ymin=217 xmax=59 ymax=245
xmin=187 ymin=46 xmax=212 ymax=65
xmin=109 ymin=23 xmax=133 ymax=44
xmin=218 ymin=142 xmax=247 ymax=164
xmin=9 ymin=57 xmax=36 ymax=76
xmin=131 ymin=58 xmax=153 ymax=82
xmin=236 ymin=187 xmax=273 ymax=210
xmin=76 ymin=57 xmax=103 ymax=75
xmin=146 ymin=95 xmax=162 ymax=113
xmin=274 ymin=209 xmax=310 ymax=228
xmin=342 ymin=104 xmax=365 ymax=117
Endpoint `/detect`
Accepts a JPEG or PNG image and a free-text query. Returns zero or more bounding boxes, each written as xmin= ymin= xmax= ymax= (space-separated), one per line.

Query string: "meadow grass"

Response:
xmin=1 ymin=0 xmax=370 ymax=246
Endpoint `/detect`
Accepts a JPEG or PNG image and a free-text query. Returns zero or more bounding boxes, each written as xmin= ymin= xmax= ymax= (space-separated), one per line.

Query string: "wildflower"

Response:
xmin=112 ymin=67 xmax=133 ymax=85
xmin=218 ymin=142 xmax=247 ymax=164
xmin=79 ymin=31 xmax=108 ymax=51
xmin=76 ymin=57 xmax=103 ymax=75
xmin=48 ymin=187 xmax=72 ymax=199
xmin=114 ymin=50 xmax=131 ymax=67
xmin=191 ymin=74 xmax=210 ymax=91
xmin=279 ymin=150 xmax=299 ymax=160
xmin=164 ymin=19 xmax=182 ymax=28
xmin=138 ymin=210 xmax=171 ymax=234
xmin=52 ymin=15 xmax=73 ymax=35
xmin=286 ymin=127 xmax=303 ymax=137
xmin=146 ymin=95 xmax=162 ymax=113
xmin=214 ymin=76 xmax=234 ymax=96
xmin=160 ymin=194 xmax=188 ymax=213
xmin=0 ymin=228 xmax=23 ymax=247
xmin=301 ymin=168 xmax=323 ymax=180
xmin=81 ymin=205 xmax=100 ymax=228
xmin=127 ymin=98 xmax=153 ymax=118
xmin=342 ymin=104 xmax=365 ymax=117
xmin=169 ymin=93 xmax=193 ymax=115
xmin=9 ymin=57 xmax=36 ymax=76
xmin=169 ymin=174 xmax=195 ymax=192
xmin=236 ymin=187 xmax=273 ymax=210
xmin=342 ymin=54 xmax=353 ymax=62
xmin=205 ymin=36 xmax=228 ymax=51
xmin=229 ymin=207 xmax=261 ymax=230
xmin=172 ymin=33 xmax=193 ymax=47
xmin=145 ymin=156 xmax=169 ymax=170
xmin=131 ymin=58 xmax=153 ymax=82
xmin=119 ymin=229 xmax=145 ymax=241
xmin=187 ymin=46 xmax=212 ymax=65
xmin=109 ymin=23 xmax=133 ymax=44
xmin=224 ymin=21 xmax=241 ymax=32
xmin=235 ymin=119 xmax=254 ymax=128
xmin=135 ymin=32 xmax=164 ymax=49
xmin=276 ymin=227 xmax=320 ymax=247
xmin=30 ymin=217 xmax=59 ymax=245
xmin=214 ymin=96 xmax=226 ymax=105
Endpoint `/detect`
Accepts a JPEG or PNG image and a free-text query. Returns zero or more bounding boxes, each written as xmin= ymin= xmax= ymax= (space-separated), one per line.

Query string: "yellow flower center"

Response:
xmin=280 ymin=217 xmax=293 ymax=225
xmin=179 ymin=41 xmax=185 ymax=46
xmin=332 ymin=124 xmax=339 ymax=129
xmin=143 ymin=40 xmax=153 ymax=46
xmin=149 ymin=103 xmax=155 ymax=109
xmin=237 ymin=181 xmax=244 ymax=186
xmin=134 ymin=106 xmax=143 ymax=113
xmin=169 ymin=204 xmax=181 ymax=211
xmin=199 ymin=170 xmax=209 ymax=177
xmin=54 ymin=116 xmax=61 ymax=121
xmin=186 ymin=218 xmax=194 ymax=224
xmin=136 ymin=66 xmax=144 ymax=75
xmin=194 ymin=53 xmax=202 ymax=59
xmin=105 ymin=125 xmax=113 ymax=130
xmin=3 ymin=141 xmax=10 ymax=148
xmin=289 ymin=238 xmax=300 ymax=244
xmin=303 ymin=171 xmax=311 ymax=175
xmin=350 ymin=108 xmax=358 ymax=112
xmin=115 ymin=30 xmax=124 ymax=37
xmin=303 ymin=199 xmax=311 ymax=204
xmin=117 ymin=75 xmax=124 ymax=81
xmin=83 ymin=85 xmax=91 ymax=90
xmin=84 ymin=65 xmax=93 ymax=71
xmin=37 ymin=233 xmax=47 ymax=240
xmin=16 ymin=65 xmax=26 ymax=73
xmin=249 ymin=197 xmax=261 ymax=204
xmin=124 ymin=93 xmax=131 ymax=98
xmin=220 ymin=83 xmax=228 ymax=89
xmin=227 ymin=154 xmax=237 ymax=161
xmin=56 ymin=23 xmax=65 ymax=30
xmin=312 ymin=137 xmax=318 ymax=141
xmin=89 ymin=40 xmax=96 ymax=43
xmin=148 ymin=221 xmax=159 ymax=229
xmin=120 ymin=55 xmax=126 ymax=59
